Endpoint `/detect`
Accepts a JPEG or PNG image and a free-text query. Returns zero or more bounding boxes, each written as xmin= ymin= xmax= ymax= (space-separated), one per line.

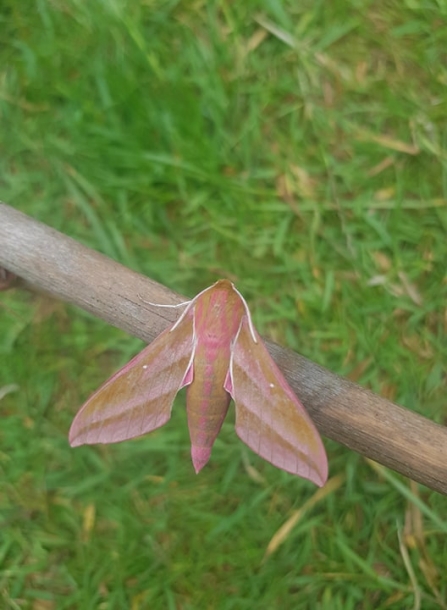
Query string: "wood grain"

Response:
xmin=1 ymin=202 xmax=446 ymax=494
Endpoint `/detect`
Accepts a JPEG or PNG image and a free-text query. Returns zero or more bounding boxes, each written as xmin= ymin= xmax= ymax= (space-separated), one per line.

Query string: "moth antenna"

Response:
xmin=231 ymin=283 xmax=258 ymax=343
xmin=138 ymin=294 xmax=191 ymax=309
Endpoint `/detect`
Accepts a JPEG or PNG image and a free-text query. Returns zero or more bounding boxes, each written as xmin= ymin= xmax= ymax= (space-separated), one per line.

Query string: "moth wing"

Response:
xmin=69 ymin=312 xmax=195 ymax=446
xmin=225 ymin=317 xmax=328 ymax=486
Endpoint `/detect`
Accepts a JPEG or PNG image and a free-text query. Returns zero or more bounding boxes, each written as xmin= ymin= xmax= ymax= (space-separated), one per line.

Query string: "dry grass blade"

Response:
xmin=263 ymin=474 xmax=345 ymax=562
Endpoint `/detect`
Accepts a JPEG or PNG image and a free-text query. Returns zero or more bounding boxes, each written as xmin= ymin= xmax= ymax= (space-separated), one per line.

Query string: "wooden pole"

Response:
xmin=1 ymin=202 xmax=446 ymax=494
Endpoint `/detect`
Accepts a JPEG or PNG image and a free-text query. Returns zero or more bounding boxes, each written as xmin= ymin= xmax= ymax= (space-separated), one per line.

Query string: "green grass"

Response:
xmin=1 ymin=0 xmax=447 ymax=608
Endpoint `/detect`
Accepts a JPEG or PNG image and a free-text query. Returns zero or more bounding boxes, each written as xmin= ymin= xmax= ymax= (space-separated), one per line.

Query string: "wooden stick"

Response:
xmin=1 ymin=202 xmax=446 ymax=494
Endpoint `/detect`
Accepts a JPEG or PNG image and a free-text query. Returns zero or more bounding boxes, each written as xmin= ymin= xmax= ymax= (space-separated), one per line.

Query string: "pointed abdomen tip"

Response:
xmin=191 ymin=446 xmax=212 ymax=474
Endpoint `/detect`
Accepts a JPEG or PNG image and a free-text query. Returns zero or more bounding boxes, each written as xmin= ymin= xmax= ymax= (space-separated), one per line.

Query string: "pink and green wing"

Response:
xmin=225 ymin=317 xmax=328 ymax=486
xmin=69 ymin=312 xmax=195 ymax=447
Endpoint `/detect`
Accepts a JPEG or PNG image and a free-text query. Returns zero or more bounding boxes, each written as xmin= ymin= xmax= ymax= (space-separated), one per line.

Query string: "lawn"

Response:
xmin=1 ymin=1 xmax=446 ymax=608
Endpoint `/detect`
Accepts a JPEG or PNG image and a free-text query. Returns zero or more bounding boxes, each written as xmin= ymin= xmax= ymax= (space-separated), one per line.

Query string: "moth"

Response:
xmin=69 ymin=280 xmax=328 ymax=486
